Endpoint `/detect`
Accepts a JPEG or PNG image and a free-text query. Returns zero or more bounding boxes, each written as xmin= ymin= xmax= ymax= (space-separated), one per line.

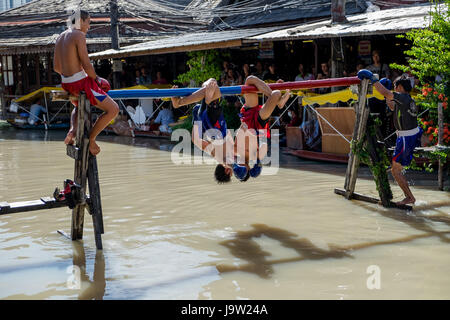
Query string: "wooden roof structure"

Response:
xmin=0 ymin=0 xmax=208 ymax=55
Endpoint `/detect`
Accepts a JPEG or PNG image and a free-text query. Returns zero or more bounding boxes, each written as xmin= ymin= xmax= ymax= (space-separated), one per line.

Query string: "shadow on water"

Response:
xmin=215 ymin=221 xmax=450 ymax=279
xmin=353 ymin=201 xmax=450 ymax=243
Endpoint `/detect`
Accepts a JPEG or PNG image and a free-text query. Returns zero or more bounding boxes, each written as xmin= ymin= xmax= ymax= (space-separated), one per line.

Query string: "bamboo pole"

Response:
xmin=343 ymin=79 xmax=370 ymax=198
xmin=438 ymin=102 xmax=444 ymax=190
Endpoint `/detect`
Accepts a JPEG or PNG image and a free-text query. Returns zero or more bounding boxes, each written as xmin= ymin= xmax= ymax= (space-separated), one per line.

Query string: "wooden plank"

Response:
xmin=51 ymin=90 xmax=71 ymax=101
xmin=343 ymin=79 xmax=370 ymax=198
xmin=66 ymin=144 xmax=81 ymax=160
xmin=88 ymin=147 xmax=104 ymax=249
xmin=0 ymin=198 xmax=68 ymax=215
xmin=0 ymin=202 xmax=11 ymax=214
xmin=334 ymin=188 xmax=413 ymax=211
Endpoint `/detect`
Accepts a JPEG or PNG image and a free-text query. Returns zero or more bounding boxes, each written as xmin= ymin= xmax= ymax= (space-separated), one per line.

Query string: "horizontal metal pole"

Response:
xmin=107 ymin=77 xmax=361 ymax=99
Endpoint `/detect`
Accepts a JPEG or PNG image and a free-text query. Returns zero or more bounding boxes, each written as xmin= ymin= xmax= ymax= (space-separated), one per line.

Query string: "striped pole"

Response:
xmin=107 ymin=77 xmax=361 ymax=99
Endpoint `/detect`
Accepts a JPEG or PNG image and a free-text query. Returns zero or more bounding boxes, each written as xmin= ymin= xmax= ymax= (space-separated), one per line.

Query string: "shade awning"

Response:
xmin=89 ymin=26 xmax=282 ymax=60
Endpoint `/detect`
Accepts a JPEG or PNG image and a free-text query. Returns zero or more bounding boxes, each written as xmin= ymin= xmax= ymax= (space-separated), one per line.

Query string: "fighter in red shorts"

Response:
xmin=53 ymin=10 xmax=119 ymax=156
xmin=235 ymin=75 xmax=290 ymax=178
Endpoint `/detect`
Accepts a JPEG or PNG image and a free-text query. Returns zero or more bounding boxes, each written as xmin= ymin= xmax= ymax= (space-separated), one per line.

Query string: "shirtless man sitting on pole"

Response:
xmin=53 ymin=9 xmax=119 ymax=156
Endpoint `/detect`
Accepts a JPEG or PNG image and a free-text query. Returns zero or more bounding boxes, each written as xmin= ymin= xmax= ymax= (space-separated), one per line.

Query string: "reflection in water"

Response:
xmin=72 ymin=242 xmax=105 ymax=300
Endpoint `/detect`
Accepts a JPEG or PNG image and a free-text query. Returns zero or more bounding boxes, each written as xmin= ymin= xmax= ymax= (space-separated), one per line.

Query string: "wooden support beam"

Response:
xmin=88 ymin=155 xmax=104 ymax=250
xmin=334 ymin=188 xmax=413 ymax=211
xmin=0 ymin=198 xmax=69 ymax=215
xmin=71 ymin=93 xmax=90 ymax=241
xmin=343 ymin=79 xmax=370 ymax=198
xmin=66 ymin=145 xmax=81 ymax=160
xmin=438 ymin=102 xmax=444 ymax=191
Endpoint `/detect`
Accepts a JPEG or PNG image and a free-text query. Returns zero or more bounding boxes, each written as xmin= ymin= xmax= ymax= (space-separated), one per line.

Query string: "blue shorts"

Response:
xmin=392 ymin=127 xmax=423 ymax=166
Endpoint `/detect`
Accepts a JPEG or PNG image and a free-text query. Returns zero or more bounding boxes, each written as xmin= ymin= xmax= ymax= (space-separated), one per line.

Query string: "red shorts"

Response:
xmin=61 ymin=72 xmax=107 ymax=107
xmin=239 ymin=105 xmax=270 ymax=138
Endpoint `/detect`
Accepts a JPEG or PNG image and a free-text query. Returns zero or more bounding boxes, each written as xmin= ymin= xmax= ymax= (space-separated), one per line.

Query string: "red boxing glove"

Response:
xmin=95 ymin=77 xmax=111 ymax=92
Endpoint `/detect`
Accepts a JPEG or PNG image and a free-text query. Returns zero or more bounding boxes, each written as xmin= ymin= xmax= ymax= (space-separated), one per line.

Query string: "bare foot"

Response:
xmin=396 ymin=197 xmax=415 ymax=206
xmin=64 ymin=131 xmax=75 ymax=145
xmin=89 ymin=140 xmax=101 ymax=156
xmin=278 ymin=89 xmax=291 ymax=108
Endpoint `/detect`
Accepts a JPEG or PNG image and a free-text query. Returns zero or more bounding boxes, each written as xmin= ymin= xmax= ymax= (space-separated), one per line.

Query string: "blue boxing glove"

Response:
xmin=233 ymin=163 xmax=249 ymax=182
xmin=249 ymin=159 xmax=262 ymax=178
xmin=357 ymin=69 xmax=379 ymax=84
xmin=379 ymin=78 xmax=392 ymax=90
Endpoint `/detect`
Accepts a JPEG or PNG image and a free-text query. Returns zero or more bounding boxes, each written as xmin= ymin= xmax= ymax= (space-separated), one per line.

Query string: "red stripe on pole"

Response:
xmin=240 ymin=77 xmax=361 ymax=94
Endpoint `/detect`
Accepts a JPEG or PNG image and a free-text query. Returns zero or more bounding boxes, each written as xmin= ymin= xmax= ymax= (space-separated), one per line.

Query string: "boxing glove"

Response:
xmin=357 ymin=69 xmax=379 ymax=84
xmin=249 ymin=159 xmax=262 ymax=178
xmin=95 ymin=76 xmax=111 ymax=92
xmin=232 ymin=163 xmax=249 ymax=182
xmin=379 ymin=78 xmax=393 ymax=90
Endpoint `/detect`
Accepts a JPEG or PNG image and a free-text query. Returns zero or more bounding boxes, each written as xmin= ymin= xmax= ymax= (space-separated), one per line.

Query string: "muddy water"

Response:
xmin=0 ymin=126 xmax=449 ymax=300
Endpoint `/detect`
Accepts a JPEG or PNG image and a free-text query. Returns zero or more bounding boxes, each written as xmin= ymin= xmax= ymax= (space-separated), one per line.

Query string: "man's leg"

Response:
xmin=259 ymin=90 xmax=291 ymax=121
xmin=89 ymin=96 xmax=119 ymax=155
xmin=391 ymin=160 xmax=416 ymax=205
xmin=64 ymin=104 xmax=78 ymax=145
xmin=258 ymin=90 xmax=281 ymax=121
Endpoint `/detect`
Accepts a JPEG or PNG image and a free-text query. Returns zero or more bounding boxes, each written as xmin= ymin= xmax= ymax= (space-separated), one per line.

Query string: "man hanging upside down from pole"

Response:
xmin=234 ymin=76 xmax=291 ymax=181
xmin=358 ymin=69 xmax=422 ymax=205
xmin=171 ymin=78 xmax=236 ymax=183
xmin=53 ymin=9 xmax=119 ymax=156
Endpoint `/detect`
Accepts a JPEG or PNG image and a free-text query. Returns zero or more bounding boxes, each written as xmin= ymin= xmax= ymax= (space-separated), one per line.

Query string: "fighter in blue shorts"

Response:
xmin=171 ymin=78 xmax=248 ymax=183
xmin=358 ymin=70 xmax=422 ymax=205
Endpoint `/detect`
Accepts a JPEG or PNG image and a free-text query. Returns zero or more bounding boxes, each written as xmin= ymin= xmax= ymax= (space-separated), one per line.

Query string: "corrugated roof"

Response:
xmin=246 ymin=3 xmax=438 ymax=41
xmin=89 ymin=26 xmax=282 ymax=60
xmin=212 ymin=0 xmax=368 ymax=29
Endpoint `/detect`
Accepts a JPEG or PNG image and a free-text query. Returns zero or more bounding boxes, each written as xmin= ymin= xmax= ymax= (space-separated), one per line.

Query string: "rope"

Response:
xmin=383 ymin=108 xmax=429 ymax=142
xmin=269 ymin=95 xmax=299 ymax=129
xmin=305 ymin=104 xmax=351 ymax=144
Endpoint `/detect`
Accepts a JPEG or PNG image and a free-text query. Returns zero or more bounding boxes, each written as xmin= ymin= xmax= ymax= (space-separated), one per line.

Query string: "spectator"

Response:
xmin=287 ymin=106 xmax=301 ymax=127
xmin=135 ymin=69 xmax=141 ymax=85
xmin=153 ymin=71 xmax=168 ymax=85
xmin=252 ymin=61 xmax=265 ymax=79
xmin=263 ymin=62 xmax=280 ymax=82
xmin=223 ymin=68 xmax=240 ymax=86
xmin=317 ymin=62 xmax=330 ymax=79
xmin=316 ymin=62 xmax=331 ymax=94
xmin=294 ymin=63 xmax=314 ymax=81
xmin=140 ymin=67 xmax=152 ymax=85
xmin=220 ymin=61 xmax=230 ymax=85
xmin=366 ymin=50 xmax=390 ymax=79
xmin=310 ymin=65 xmax=317 ymax=79
xmin=240 ymin=63 xmax=251 ymax=84
xmin=28 ymin=98 xmax=47 ymax=125
xmin=348 ymin=61 xmax=365 ymax=77
xmin=151 ymin=103 xmax=174 ymax=133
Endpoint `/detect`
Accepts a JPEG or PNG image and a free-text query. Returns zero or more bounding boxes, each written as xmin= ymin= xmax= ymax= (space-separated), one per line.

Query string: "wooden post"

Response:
xmin=71 ymin=93 xmax=90 ymax=241
xmin=88 ymin=154 xmax=104 ymax=250
xmin=343 ymin=79 xmax=370 ymax=198
xmin=365 ymin=115 xmax=393 ymax=207
xmin=438 ymin=102 xmax=444 ymax=190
